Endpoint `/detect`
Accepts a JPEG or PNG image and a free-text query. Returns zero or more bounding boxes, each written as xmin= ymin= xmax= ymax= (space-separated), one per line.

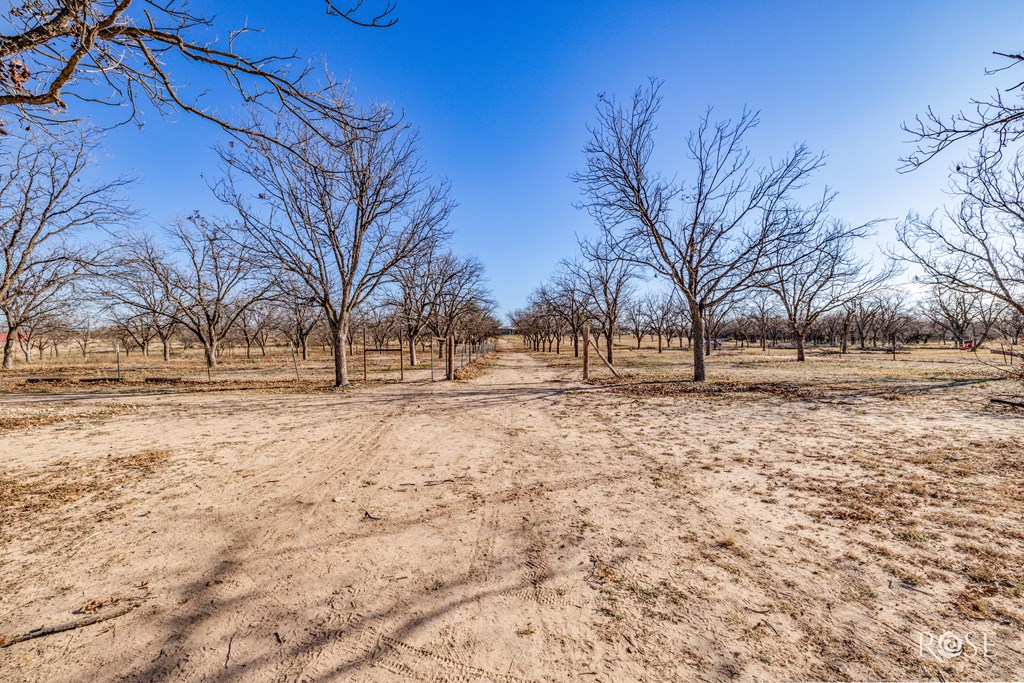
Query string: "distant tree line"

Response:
xmin=0 ymin=105 xmax=498 ymax=385
xmin=514 ymin=76 xmax=1024 ymax=380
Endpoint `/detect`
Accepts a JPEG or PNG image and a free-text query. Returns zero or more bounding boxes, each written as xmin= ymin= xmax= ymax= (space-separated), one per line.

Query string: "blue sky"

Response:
xmin=92 ymin=1 xmax=1023 ymax=317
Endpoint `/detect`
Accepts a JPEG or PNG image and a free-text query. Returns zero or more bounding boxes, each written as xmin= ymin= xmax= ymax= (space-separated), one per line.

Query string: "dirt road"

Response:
xmin=1 ymin=348 xmax=1021 ymax=681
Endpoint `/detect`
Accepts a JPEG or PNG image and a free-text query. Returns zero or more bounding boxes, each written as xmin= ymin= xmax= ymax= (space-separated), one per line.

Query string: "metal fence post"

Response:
xmin=583 ymin=324 xmax=590 ymax=381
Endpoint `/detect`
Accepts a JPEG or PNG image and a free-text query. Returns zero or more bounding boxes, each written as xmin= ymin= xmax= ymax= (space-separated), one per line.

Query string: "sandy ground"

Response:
xmin=1 ymin=344 xmax=1023 ymax=682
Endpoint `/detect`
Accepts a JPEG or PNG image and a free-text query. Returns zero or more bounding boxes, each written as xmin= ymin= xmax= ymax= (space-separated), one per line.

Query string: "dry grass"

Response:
xmin=0 ymin=403 xmax=135 ymax=432
xmin=0 ymin=449 xmax=171 ymax=545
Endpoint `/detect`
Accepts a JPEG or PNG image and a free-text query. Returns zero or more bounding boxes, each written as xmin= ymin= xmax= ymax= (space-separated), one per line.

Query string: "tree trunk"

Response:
xmin=606 ymin=332 xmax=614 ymax=365
xmin=796 ymin=335 xmax=806 ymax=362
xmin=333 ymin=316 xmax=349 ymax=387
xmin=204 ymin=339 xmax=218 ymax=368
xmin=691 ymin=308 xmax=706 ymax=382
xmin=657 ymin=334 xmax=663 ymax=353
xmin=162 ymin=338 xmax=171 ymax=361
xmin=573 ymin=332 xmax=579 ymax=358
xmin=409 ymin=335 xmax=418 ymax=366
xmin=2 ymin=332 xmax=13 ymax=369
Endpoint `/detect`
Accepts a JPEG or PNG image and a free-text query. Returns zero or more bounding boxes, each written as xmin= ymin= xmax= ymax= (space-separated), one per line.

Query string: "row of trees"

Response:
xmin=1 ymin=101 xmax=498 ymax=384
xmin=0 ymin=2 xmax=509 ymax=386
xmin=564 ymin=82 xmax=903 ymax=380
xmin=513 ymin=281 xmax=1023 ymax=360
xmin=519 ymin=73 xmax=1024 ymax=381
xmin=4 ymin=288 xmax=500 ymax=368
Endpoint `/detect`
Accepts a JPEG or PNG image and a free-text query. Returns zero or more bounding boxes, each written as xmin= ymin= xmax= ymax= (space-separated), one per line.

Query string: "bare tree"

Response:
xmin=388 ymin=237 xmax=456 ymax=366
xmin=0 ymin=1 xmax=396 ymax=136
xmin=922 ymin=287 xmax=984 ymax=347
xmin=873 ymin=291 xmax=915 ymax=349
xmin=744 ymin=289 xmax=781 ymax=351
xmin=68 ymin=309 xmax=97 ymax=357
xmin=458 ymin=302 xmax=501 ymax=343
xmin=896 ymin=150 xmax=1024 ymax=318
xmin=760 ymin=207 xmax=891 ymax=361
xmin=847 ymin=295 xmax=883 ymax=350
xmin=99 ymin=248 xmax=180 ymax=361
xmin=120 ymin=214 xmax=267 ymax=368
xmin=217 ymin=95 xmax=453 ymax=386
xmin=426 ymin=254 xmax=493 ymax=344
xmin=2 ymin=265 xmax=75 ymax=367
xmin=0 ymin=132 xmax=130 ymax=369
xmin=275 ymin=278 xmax=322 ymax=361
xmin=644 ymin=288 xmax=678 ymax=353
xmin=237 ymin=301 xmax=276 ymax=358
xmin=108 ymin=304 xmax=157 ymax=356
xmin=902 ymin=50 xmax=1024 ymax=169
xmin=364 ymin=298 xmax=398 ymax=349
xmin=570 ymin=237 xmax=637 ymax=365
xmin=621 ymin=294 xmax=647 ymax=349
xmin=997 ymin=306 xmax=1024 ymax=343
xmin=510 ymin=301 xmax=554 ymax=352
xmin=702 ymin=296 xmax=740 ymax=356
xmin=573 ymin=80 xmax=824 ymax=380
xmin=537 ymin=259 xmax=591 ymax=357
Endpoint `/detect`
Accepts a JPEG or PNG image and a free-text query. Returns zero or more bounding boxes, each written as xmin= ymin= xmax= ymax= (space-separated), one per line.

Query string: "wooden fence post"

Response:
xmin=289 ymin=342 xmax=300 ymax=381
xmin=583 ymin=324 xmax=590 ymax=381
xmin=447 ymin=336 xmax=455 ymax=380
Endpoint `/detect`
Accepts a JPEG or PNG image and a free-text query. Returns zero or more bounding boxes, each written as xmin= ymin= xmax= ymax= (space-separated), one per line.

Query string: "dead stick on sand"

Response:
xmin=991 ymin=398 xmax=1024 ymax=409
xmin=225 ymin=631 xmax=235 ymax=669
xmin=1 ymin=601 xmax=140 ymax=648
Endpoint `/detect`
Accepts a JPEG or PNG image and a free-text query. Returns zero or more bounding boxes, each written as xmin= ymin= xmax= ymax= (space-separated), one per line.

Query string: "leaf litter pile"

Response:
xmin=0 ymin=449 xmax=170 ymax=547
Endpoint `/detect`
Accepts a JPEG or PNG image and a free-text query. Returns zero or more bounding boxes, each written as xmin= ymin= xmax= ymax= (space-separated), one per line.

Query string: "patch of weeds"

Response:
xmin=515 ymin=623 xmax=535 ymax=636
xmin=883 ymin=562 xmax=923 ymax=586
xmin=906 ymin=481 xmax=929 ymax=496
xmin=896 ymin=530 xmax=929 ymax=543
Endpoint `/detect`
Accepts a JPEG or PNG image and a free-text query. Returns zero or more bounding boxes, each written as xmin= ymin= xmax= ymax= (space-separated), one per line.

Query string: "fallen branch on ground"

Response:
xmin=991 ymin=398 xmax=1024 ymax=409
xmin=0 ymin=601 xmax=141 ymax=648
